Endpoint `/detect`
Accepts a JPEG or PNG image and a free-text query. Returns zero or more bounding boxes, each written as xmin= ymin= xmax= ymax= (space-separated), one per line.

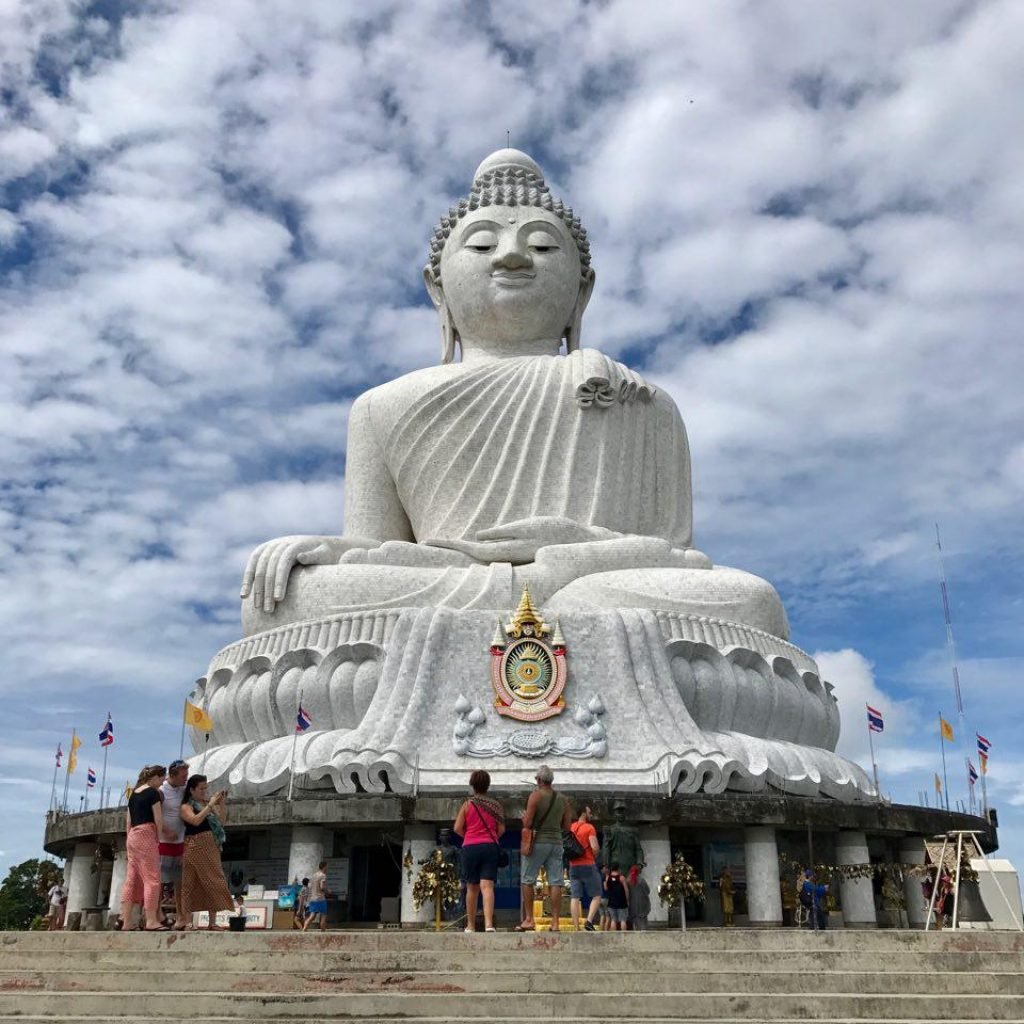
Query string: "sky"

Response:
xmin=2 ymin=0 xmax=1022 ymax=877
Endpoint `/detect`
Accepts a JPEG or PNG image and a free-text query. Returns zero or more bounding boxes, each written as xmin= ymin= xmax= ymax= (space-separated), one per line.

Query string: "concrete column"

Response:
xmin=65 ymin=842 xmax=99 ymax=919
xmin=639 ymin=826 xmax=671 ymax=925
xmin=287 ymin=825 xmax=326 ymax=886
xmin=401 ymin=824 xmax=436 ymax=928
xmin=900 ymin=837 xmax=928 ymax=928
xmin=744 ymin=827 xmax=783 ymax=926
xmin=107 ymin=838 xmax=128 ymax=915
xmin=836 ymin=831 xmax=876 ymax=928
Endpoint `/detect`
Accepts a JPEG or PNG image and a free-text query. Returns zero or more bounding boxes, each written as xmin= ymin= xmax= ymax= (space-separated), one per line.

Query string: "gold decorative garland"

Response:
xmin=658 ymin=854 xmax=706 ymax=907
xmin=411 ymin=848 xmax=461 ymax=910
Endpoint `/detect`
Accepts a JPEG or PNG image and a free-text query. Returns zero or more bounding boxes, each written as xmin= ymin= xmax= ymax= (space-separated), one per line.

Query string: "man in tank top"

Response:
xmin=518 ymin=765 xmax=572 ymax=932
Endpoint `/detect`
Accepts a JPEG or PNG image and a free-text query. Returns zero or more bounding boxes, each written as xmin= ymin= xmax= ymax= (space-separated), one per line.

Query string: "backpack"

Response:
xmin=799 ymin=883 xmax=813 ymax=908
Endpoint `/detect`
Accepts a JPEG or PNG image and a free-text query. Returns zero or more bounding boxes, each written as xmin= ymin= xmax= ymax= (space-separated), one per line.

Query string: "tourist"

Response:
xmin=628 ymin=863 xmax=651 ymax=931
xmin=718 ymin=866 xmax=735 ymax=927
xmin=800 ymin=869 xmax=829 ymax=931
xmin=604 ymin=863 xmax=630 ymax=931
xmin=517 ymin=765 xmax=571 ymax=932
xmin=303 ymin=861 xmax=330 ymax=931
xmin=567 ymin=805 xmax=602 ymax=932
xmin=180 ymin=774 xmax=234 ymax=929
xmin=120 ymin=764 xmax=167 ymax=931
xmin=453 ymin=769 xmax=505 ymax=933
xmin=293 ymin=877 xmax=310 ymax=929
xmin=45 ymin=880 xmax=65 ymax=931
xmin=159 ymin=759 xmax=189 ymax=929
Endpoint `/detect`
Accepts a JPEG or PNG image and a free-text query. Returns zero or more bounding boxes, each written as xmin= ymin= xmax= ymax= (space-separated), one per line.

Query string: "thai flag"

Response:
xmin=296 ymin=705 xmax=312 ymax=733
xmin=86 ymin=767 xmax=97 ymax=789
xmin=99 ymin=716 xmax=114 ymax=747
xmin=977 ymin=733 xmax=991 ymax=755
xmin=968 ymin=760 xmax=979 ymax=785
xmin=866 ymin=705 xmax=884 ymax=733
xmin=55 ymin=744 xmax=63 ymax=768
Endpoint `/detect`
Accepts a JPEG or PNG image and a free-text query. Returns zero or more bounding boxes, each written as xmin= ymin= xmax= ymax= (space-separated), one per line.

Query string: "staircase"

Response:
xmin=1 ymin=927 xmax=1023 ymax=1022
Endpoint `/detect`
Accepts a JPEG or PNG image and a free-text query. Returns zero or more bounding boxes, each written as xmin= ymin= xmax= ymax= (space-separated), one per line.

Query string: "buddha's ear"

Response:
xmin=565 ymin=267 xmax=596 ymax=353
xmin=423 ymin=264 xmax=459 ymax=364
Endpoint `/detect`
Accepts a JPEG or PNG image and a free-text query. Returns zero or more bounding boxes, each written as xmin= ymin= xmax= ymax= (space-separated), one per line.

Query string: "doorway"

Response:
xmin=349 ymin=839 xmax=403 ymax=923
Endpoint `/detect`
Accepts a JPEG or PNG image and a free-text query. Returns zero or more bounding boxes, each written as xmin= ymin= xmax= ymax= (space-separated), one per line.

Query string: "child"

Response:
xmin=604 ymin=863 xmax=630 ymax=932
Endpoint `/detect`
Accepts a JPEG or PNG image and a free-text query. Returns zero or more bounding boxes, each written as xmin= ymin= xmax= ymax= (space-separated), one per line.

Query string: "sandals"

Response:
xmin=513 ymin=924 xmax=535 ymax=932
xmin=144 ymin=925 xmax=170 ymax=932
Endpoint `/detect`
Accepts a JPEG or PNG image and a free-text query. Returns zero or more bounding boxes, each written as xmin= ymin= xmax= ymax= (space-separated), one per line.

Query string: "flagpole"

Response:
xmin=981 ymin=762 xmax=989 ymax=819
xmin=100 ymin=715 xmax=110 ymax=804
xmin=179 ymin=698 xmax=187 ymax=760
xmin=49 ymin=751 xmax=60 ymax=812
xmin=287 ymin=687 xmax=303 ymax=803
xmin=62 ymin=729 xmax=75 ymax=812
xmin=200 ymin=733 xmax=210 ymax=773
xmin=867 ymin=716 xmax=881 ymax=800
xmin=939 ymin=714 xmax=950 ymax=812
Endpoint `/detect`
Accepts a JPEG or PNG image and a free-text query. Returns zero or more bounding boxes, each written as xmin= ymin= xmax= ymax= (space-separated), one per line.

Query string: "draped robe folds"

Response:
xmin=372 ymin=349 xmax=693 ymax=548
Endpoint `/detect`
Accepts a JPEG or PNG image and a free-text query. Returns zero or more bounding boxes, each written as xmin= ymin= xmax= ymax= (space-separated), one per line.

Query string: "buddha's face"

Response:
xmin=436 ymin=207 xmax=587 ymax=347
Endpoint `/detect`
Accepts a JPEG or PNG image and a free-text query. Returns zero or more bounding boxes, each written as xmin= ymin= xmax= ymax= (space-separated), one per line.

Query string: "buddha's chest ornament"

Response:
xmin=489 ymin=588 xmax=566 ymax=722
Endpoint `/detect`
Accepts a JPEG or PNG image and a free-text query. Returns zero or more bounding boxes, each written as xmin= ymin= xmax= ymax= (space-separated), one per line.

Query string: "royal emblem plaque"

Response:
xmin=490 ymin=588 xmax=567 ymax=721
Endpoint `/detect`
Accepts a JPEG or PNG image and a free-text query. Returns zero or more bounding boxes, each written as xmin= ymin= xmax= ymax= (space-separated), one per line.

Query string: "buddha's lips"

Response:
xmin=491 ymin=271 xmax=535 ymax=283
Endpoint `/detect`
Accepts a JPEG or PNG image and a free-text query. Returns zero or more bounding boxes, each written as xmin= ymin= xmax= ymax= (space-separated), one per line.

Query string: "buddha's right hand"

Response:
xmin=240 ymin=535 xmax=377 ymax=613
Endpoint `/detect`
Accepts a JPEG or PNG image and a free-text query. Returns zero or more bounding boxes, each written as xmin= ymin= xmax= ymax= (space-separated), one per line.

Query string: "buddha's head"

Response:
xmin=424 ymin=149 xmax=595 ymax=362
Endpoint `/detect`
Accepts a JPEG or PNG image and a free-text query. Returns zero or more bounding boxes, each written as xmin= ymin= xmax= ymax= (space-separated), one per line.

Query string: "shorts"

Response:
xmin=47 ymin=905 xmax=60 ymax=919
xmin=307 ymin=899 xmax=328 ymax=915
xmin=159 ymin=842 xmax=184 ymax=883
xmin=568 ymin=864 xmax=602 ymax=904
xmin=607 ymin=906 xmax=628 ymax=924
xmin=521 ymin=841 xmax=564 ymax=887
xmin=461 ymin=843 xmax=500 ymax=884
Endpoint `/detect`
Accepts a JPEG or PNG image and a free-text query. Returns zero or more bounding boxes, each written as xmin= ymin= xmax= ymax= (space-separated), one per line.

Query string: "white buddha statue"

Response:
xmin=239 ymin=149 xmax=786 ymax=641
xmin=193 ymin=150 xmax=872 ymax=802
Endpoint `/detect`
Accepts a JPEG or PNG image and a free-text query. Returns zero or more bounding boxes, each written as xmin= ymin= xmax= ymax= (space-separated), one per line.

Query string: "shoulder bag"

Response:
xmin=520 ymin=792 xmax=556 ymax=857
xmin=563 ymin=820 xmax=586 ymax=861
xmin=470 ymin=801 xmax=509 ymax=869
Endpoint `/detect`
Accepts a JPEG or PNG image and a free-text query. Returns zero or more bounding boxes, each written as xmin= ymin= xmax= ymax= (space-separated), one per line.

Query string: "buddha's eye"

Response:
xmin=526 ymin=230 xmax=560 ymax=254
xmin=463 ymin=230 xmax=498 ymax=254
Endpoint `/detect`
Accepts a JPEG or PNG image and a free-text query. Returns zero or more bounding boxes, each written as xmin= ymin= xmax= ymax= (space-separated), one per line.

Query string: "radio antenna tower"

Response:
xmin=935 ymin=524 xmax=964 ymax=717
xmin=935 ymin=524 xmax=977 ymax=814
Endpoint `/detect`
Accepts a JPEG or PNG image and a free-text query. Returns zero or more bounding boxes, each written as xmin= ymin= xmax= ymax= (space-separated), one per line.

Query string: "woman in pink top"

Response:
xmin=453 ymin=769 xmax=506 ymax=932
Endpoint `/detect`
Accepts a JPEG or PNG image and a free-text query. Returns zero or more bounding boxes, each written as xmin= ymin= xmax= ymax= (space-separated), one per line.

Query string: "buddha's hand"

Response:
xmin=426 ymin=517 xmax=617 ymax=565
xmin=240 ymin=535 xmax=377 ymax=613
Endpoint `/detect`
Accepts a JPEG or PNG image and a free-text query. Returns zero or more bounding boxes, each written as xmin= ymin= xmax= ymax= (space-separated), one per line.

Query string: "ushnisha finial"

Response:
xmin=473 ymin=148 xmax=545 ymax=184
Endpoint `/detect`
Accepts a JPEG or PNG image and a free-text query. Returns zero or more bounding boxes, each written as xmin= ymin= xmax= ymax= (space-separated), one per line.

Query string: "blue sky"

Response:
xmin=2 ymin=0 xmax=1022 ymax=874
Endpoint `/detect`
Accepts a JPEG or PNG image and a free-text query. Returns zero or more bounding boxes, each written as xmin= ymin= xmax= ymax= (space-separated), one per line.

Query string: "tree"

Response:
xmin=0 ymin=859 xmax=63 ymax=930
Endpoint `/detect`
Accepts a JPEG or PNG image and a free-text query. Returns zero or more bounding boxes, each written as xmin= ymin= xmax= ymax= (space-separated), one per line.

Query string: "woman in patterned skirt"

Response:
xmin=120 ymin=764 xmax=168 ymax=931
xmin=180 ymin=775 xmax=235 ymax=929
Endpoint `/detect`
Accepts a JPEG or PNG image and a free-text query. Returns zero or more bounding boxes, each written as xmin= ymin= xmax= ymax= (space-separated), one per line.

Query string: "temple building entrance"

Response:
xmin=348 ymin=840 xmax=403 ymax=923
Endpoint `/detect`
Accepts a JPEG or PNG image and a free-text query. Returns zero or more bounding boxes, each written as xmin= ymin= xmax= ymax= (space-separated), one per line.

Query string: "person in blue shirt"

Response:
xmin=800 ymin=869 xmax=829 ymax=931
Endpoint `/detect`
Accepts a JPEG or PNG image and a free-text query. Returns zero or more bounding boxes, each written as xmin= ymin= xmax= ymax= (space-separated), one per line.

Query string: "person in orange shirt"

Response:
xmin=567 ymin=806 xmax=602 ymax=931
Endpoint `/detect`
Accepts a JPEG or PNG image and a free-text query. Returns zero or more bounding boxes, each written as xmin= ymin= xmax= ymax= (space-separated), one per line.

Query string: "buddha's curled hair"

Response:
xmin=427 ymin=164 xmax=592 ymax=286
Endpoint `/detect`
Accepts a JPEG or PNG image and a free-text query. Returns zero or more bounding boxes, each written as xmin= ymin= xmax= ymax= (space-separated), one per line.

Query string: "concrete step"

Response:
xmin=5 ymin=929 xmax=1024 ymax=952
xmin=1 ymin=992 xmax=1024 ymax=1020
xmin=2 ymin=968 xmax=1024 ymax=995
xmin=1 ymin=948 xmax=1021 ymax=974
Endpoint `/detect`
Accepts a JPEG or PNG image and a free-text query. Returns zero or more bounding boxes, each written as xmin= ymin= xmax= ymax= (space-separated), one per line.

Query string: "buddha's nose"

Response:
xmin=492 ymin=242 xmax=532 ymax=270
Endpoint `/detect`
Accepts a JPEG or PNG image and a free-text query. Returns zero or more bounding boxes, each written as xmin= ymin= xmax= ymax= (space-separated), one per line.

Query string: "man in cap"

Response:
xmin=517 ymin=764 xmax=572 ymax=932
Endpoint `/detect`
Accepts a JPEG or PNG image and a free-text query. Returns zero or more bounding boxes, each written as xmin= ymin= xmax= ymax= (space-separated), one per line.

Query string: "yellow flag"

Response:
xmin=184 ymin=701 xmax=213 ymax=732
xmin=934 ymin=773 xmax=942 ymax=793
xmin=940 ymin=716 xmax=954 ymax=742
xmin=68 ymin=732 xmax=82 ymax=773
xmin=124 ymin=780 xmax=133 ymax=800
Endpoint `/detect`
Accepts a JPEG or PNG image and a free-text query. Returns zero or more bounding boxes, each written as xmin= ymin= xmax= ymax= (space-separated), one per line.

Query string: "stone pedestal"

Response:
xmin=836 ymin=830 xmax=876 ymax=928
xmin=401 ymin=824 xmax=436 ymax=927
xmin=640 ymin=826 xmax=671 ymax=925
xmin=65 ymin=842 xmax=99 ymax=920
xmin=287 ymin=826 xmax=326 ymax=886
xmin=744 ymin=826 xmax=783 ymax=926
xmin=900 ymin=837 xmax=928 ymax=928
